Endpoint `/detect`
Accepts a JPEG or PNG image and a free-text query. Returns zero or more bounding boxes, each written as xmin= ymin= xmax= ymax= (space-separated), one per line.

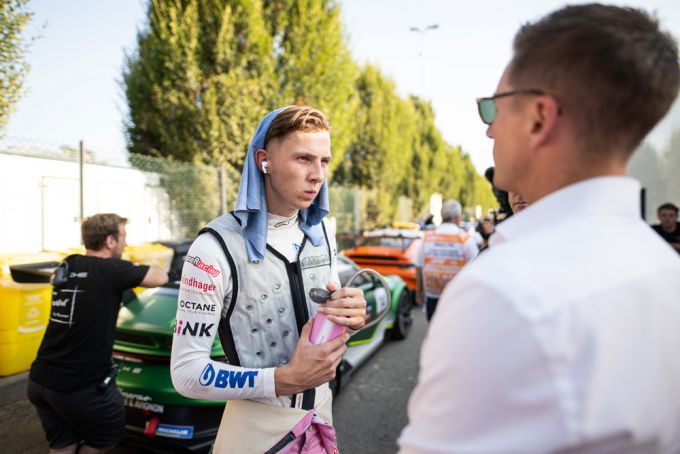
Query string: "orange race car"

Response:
xmin=341 ymin=228 xmax=423 ymax=294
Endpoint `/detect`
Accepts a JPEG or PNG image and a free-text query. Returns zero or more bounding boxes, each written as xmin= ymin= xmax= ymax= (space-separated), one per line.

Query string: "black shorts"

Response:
xmin=27 ymin=378 xmax=125 ymax=449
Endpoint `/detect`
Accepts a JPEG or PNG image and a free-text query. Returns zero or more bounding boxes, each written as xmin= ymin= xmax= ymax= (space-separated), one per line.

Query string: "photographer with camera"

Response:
xmin=477 ymin=168 xmax=529 ymax=251
xmin=27 ymin=213 xmax=168 ymax=454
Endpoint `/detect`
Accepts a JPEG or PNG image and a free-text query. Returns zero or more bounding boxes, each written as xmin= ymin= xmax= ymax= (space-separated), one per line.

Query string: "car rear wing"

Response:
xmin=9 ymin=261 xmax=60 ymax=284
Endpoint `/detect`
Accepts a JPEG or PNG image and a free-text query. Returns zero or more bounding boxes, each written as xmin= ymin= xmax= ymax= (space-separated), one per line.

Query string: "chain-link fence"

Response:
xmin=128 ymin=153 xmax=240 ymax=240
xmin=0 ymin=138 xmax=241 ymax=250
xmin=1 ymin=137 xmax=415 ymax=253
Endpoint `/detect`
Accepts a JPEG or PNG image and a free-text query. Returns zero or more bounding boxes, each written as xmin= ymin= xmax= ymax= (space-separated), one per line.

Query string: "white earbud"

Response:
xmin=262 ymin=161 xmax=269 ymax=174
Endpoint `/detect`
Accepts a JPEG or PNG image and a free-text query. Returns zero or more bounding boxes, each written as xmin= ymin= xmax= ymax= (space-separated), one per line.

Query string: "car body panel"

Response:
xmin=342 ymin=228 xmax=423 ymax=291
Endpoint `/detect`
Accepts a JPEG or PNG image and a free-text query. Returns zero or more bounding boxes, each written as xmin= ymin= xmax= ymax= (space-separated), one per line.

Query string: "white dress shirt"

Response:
xmin=399 ymin=177 xmax=680 ymax=454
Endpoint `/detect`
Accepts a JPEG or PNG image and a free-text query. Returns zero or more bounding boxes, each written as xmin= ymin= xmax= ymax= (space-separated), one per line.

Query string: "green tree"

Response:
xmin=407 ymin=97 xmax=495 ymax=218
xmin=263 ymin=0 xmax=358 ymax=171
xmin=0 ymin=0 xmax=34 ymax=133
xmin=123 ymin=0 xmax=275 ymax=170
xmin=336 ymin=73 xmax=495 ymax=227
xmin=124 ymin=0 xmax=275 ymax=233
xmin=334 ymin=65 xmax=418 ymax=227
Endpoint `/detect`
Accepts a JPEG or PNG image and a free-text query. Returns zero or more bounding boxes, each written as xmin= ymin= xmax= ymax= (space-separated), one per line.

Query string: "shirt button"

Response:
xmin=309 ymin=273 xmax=315 ymax=279
xmin=251 ymin=328 xmax=259 ymax=333
xmin=246 ymin=304 xmax=253 ymax=310
xmin=274 ymin=284 xmax=281 ymax=290
xmin=261 ymin=294 xmax=268 ymax=300
xmin=253 ymin=260 xmax=260 ymax=264
xmin=283 ymin=330 xmax=290 ymax=336
xmin=270 ymin=342 xmax=277 ymax=347
xmin=280 ymin=358 xmax=288 ymax=365
xmin=266 ymin=318 xmax=273 ymax=324
xmin=256 ymin=351 xmax=262 ymax=356
xmin=278 ymin=307 xmax=285 ymax=314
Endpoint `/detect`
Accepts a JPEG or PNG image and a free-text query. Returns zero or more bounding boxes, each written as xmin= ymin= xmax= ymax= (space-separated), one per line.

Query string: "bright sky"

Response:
xmin=5 ymin=0 xmax=680 ymax=172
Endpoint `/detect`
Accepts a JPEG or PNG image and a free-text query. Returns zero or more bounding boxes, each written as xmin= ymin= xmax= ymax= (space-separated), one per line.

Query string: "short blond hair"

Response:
xmin=264 ymin=106 xmax=330 ymax=148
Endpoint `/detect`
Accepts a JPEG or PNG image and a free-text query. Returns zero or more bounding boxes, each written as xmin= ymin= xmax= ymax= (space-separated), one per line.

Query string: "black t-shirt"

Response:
xmin=651 ymin=222 xmax=680 ymax=247
xmin=30 ymin=255 xmax=149 ymax=392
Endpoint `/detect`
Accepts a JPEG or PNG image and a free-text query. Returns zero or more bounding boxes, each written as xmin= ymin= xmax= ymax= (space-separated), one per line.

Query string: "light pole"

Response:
xmin=410 ymin=24 xmax=439 ymax=97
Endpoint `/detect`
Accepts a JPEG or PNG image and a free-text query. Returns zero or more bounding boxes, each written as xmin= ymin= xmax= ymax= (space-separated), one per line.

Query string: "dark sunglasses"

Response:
xmin=476 ymin=89 xmax=546 ymax=125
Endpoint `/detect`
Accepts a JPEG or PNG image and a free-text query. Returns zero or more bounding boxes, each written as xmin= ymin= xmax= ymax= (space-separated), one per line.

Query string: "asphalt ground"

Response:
xmin=334 ymin=307 xmax=427 ymax=453
xmin=1 ymin=308 xmax=428 ymax=454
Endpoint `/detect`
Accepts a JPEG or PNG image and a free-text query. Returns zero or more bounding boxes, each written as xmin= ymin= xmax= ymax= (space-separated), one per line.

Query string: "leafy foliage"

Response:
xmin=0 ymin=0 xmax=34 ymax=133
xmin=263 ymin=0 xmax=358 ymax=171
xmin=123 ymin=0 xmax=275 ymax=170
xmin=123 ymin=0 xmax=496 ymax=230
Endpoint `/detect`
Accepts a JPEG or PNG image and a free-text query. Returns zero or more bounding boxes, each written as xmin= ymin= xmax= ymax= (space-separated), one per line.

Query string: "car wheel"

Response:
xmin=389 ymin=289 xmax=413 ymax=340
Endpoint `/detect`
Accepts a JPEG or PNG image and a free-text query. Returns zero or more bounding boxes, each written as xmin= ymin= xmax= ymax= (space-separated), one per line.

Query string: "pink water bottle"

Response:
xmin=309 ymin=312 xmax=347 ymax=344
xmin=308 ymin=288 xmax=347 ymax=344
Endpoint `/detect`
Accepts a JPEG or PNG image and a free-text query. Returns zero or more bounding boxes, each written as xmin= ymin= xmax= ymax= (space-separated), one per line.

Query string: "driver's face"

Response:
xmin=264 ymin=130 xmax=331 ymax=217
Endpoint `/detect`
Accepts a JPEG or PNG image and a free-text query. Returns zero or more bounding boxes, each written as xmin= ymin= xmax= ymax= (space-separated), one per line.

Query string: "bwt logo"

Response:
xmin=186 ymin=255 xmax=221 ymax=277
xmin=175 ymin=320 xmax=213 ymax=337
xmin=199 ymin=364 xmax=258 ymax=388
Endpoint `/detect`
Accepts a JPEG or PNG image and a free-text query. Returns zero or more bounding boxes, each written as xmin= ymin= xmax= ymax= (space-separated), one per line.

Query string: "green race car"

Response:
xmin=112 ymin=244 xmax=413 ymax=453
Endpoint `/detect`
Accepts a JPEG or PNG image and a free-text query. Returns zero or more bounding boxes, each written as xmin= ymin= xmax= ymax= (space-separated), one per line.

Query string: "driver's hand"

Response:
xmin=316 ymin=282 xmax=367 ymax=330
xmin=274 ymin=319 xmax=349 ymax=395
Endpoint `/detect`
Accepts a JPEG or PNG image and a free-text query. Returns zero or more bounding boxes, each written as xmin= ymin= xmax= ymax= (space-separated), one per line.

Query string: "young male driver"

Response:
xmin=171 ymin=106 xmax=366 ymax=452
xmin=400 ymin=4 xmax=680 ymax=453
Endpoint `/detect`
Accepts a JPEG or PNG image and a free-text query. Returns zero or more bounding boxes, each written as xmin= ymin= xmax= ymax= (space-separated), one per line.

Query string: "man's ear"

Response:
xmin=105 ymin=234 xmax=116 ymax=250
xmin=255 ymin=148 xmax=268 ymax=172
xmin=528 ymin=95 xmax=560 ymax=149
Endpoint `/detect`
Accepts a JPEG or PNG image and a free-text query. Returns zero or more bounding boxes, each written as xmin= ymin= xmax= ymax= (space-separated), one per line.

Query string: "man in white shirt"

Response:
xmin=400 ymin=4 xmax=680 ymax=454
xmin=415 ymin=200 xmax=479 ymax=320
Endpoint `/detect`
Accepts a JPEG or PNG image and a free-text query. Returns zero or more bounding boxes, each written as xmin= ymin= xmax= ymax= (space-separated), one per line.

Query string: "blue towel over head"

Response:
xmin=234 ymin=107 xmax=330 ymax=262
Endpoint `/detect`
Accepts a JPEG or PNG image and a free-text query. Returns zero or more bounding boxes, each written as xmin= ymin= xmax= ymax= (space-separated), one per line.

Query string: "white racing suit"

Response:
xmin=171 ymin=213 xmax=339 ymax=453
xmin=170 ymin=213 xmax=339 ymax=453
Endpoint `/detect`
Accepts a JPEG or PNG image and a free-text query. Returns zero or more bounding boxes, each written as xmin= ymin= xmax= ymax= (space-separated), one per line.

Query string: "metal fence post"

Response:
xmin=79 ymin=140 xmax=85 ymax=232
xmin=353 ymin=187 xmax=361 ymax=234
xmin=219 ymin=164 xmax=227 ymax=214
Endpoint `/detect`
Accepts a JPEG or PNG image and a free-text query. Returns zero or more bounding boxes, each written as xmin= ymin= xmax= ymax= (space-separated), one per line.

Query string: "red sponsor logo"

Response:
xmin=186 ymin=255 xmax=220 ymax=277
xmin=181 ymin=276 xmax=216 ymax=293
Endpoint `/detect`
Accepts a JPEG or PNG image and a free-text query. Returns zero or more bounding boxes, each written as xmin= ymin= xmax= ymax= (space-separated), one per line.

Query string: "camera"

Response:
xmin=484 ymin=167 xmax=512 ymax=221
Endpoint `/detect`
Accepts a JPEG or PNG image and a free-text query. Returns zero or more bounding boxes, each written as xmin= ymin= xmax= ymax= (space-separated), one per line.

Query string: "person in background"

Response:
xmin=400 ymin=4 xmax=680 ymax=453
xmin=415 ymin=200 xmax=479 ymax=321
xmin=27 ymin=213 xmax=168 ymax=454
xmin=651 ymin=202 xmax=680 ymax=254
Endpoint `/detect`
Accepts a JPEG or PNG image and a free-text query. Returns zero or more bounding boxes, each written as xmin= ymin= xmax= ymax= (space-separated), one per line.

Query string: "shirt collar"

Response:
xmin=490 ymin=176 xmax=641 ymax=246
xmin=440 ymin=222 xmax=459 ymax=229
xmin=267 ymin=211 xmax=299 ymax=230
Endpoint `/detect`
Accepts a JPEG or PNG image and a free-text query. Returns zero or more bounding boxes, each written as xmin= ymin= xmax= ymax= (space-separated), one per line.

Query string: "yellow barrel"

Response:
xmin=0 ymin=252 xmax=63 ymax=376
